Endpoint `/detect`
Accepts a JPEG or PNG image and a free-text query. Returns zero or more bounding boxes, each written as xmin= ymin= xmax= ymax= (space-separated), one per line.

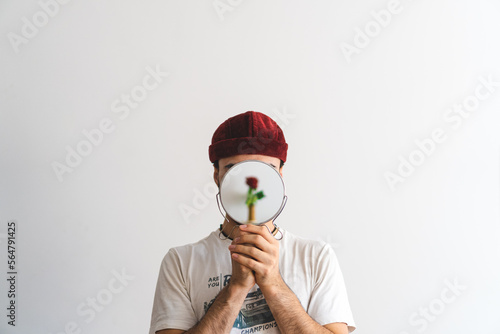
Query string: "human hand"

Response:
xmin=228 ymin=228 xmax=255 ymax=291
xmin=228 ymin=224 xmax=282 ymax=290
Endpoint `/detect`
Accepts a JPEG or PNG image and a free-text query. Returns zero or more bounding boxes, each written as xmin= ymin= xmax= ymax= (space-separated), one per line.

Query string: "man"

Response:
xmin=149 ymin=111 xmax=356 ymax=333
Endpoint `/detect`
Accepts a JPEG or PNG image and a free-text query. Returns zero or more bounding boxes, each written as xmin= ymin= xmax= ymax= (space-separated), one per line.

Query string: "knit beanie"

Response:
xmin=208 ymin=111 xmax=288 ymax=163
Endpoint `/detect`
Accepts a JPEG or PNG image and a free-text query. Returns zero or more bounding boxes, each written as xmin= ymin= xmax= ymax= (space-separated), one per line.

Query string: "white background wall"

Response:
xmin=1 ymin=0 xmax=500 ymax=333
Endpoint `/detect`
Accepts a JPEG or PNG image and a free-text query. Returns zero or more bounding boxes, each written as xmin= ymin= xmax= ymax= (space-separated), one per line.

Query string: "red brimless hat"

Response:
xmin=208 ymin=111 xmax=288 ymax=163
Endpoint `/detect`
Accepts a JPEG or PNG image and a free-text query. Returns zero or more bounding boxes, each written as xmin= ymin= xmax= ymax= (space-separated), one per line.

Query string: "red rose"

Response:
xmin=246 ymin=177 xmax=258 ymax=190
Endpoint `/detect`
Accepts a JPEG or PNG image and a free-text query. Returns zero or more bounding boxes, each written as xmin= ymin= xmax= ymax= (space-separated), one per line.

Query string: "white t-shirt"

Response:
xmin=149 ymin=227 xmax=356 ymax=333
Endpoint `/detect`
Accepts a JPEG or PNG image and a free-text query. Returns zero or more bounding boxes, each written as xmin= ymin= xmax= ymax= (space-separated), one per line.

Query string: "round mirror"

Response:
xmin=219 ymin=160 xmax=286 ymax=225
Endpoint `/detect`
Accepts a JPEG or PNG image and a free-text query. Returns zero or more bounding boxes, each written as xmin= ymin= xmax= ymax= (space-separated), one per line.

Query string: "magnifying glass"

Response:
xmin=216 ymin=160 xmax=287 ymax=225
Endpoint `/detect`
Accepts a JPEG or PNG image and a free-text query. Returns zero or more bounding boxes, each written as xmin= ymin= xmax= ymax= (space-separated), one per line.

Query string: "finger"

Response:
xmin=229 ymin=244 xmax=253 ymax=258
xmin=229 ymin=244 xmax=265 ymax=261
xmin=239 ymin=224 xmax=276 ymax=244
xmin=231 ymin=252 xmax=260 ymax=271
xmin=233 ymin=230 xmax=258 ymax=252
xmin=233 ymin=225 xmax=248 ymax=239
xmin=234 ymin=234 xmax=271 ymax=253
xmin=229 ymin=251 xmax=253 ymax=271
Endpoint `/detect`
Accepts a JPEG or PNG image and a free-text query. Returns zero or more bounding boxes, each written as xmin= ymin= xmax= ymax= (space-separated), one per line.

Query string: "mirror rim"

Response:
xmin=219 ymin=159 xmax=286 ymax=225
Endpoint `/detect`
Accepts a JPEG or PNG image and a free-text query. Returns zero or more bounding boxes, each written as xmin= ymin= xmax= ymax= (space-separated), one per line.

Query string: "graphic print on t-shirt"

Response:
xmin=234 ymin=288 xmax=275 ymax=329
xmin=204 ymin=276 xmax=276 ymax=330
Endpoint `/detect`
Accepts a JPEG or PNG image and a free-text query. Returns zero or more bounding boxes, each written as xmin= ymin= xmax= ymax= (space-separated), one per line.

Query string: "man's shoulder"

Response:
xmin=281 ymin=228 xmax=333 ymax=254
xmin=282 ymin=228 xmax=327 ymax=246
xmin=281 ymin=229 xmax=342 ymax=274
xmin=162 ymin=229 xmax=220 ymax=260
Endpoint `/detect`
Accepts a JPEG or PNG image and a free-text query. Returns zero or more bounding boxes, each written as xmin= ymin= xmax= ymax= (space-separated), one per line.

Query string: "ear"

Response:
xmin=213 ymin=167 xmax=220 ymax=188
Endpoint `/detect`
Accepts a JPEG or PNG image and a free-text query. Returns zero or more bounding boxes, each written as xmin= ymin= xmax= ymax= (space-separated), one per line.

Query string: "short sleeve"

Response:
xmin=149 ymin=249 xmax=197 ymax=334
xmin=307 ymin=244 xmax=356 ymax=332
